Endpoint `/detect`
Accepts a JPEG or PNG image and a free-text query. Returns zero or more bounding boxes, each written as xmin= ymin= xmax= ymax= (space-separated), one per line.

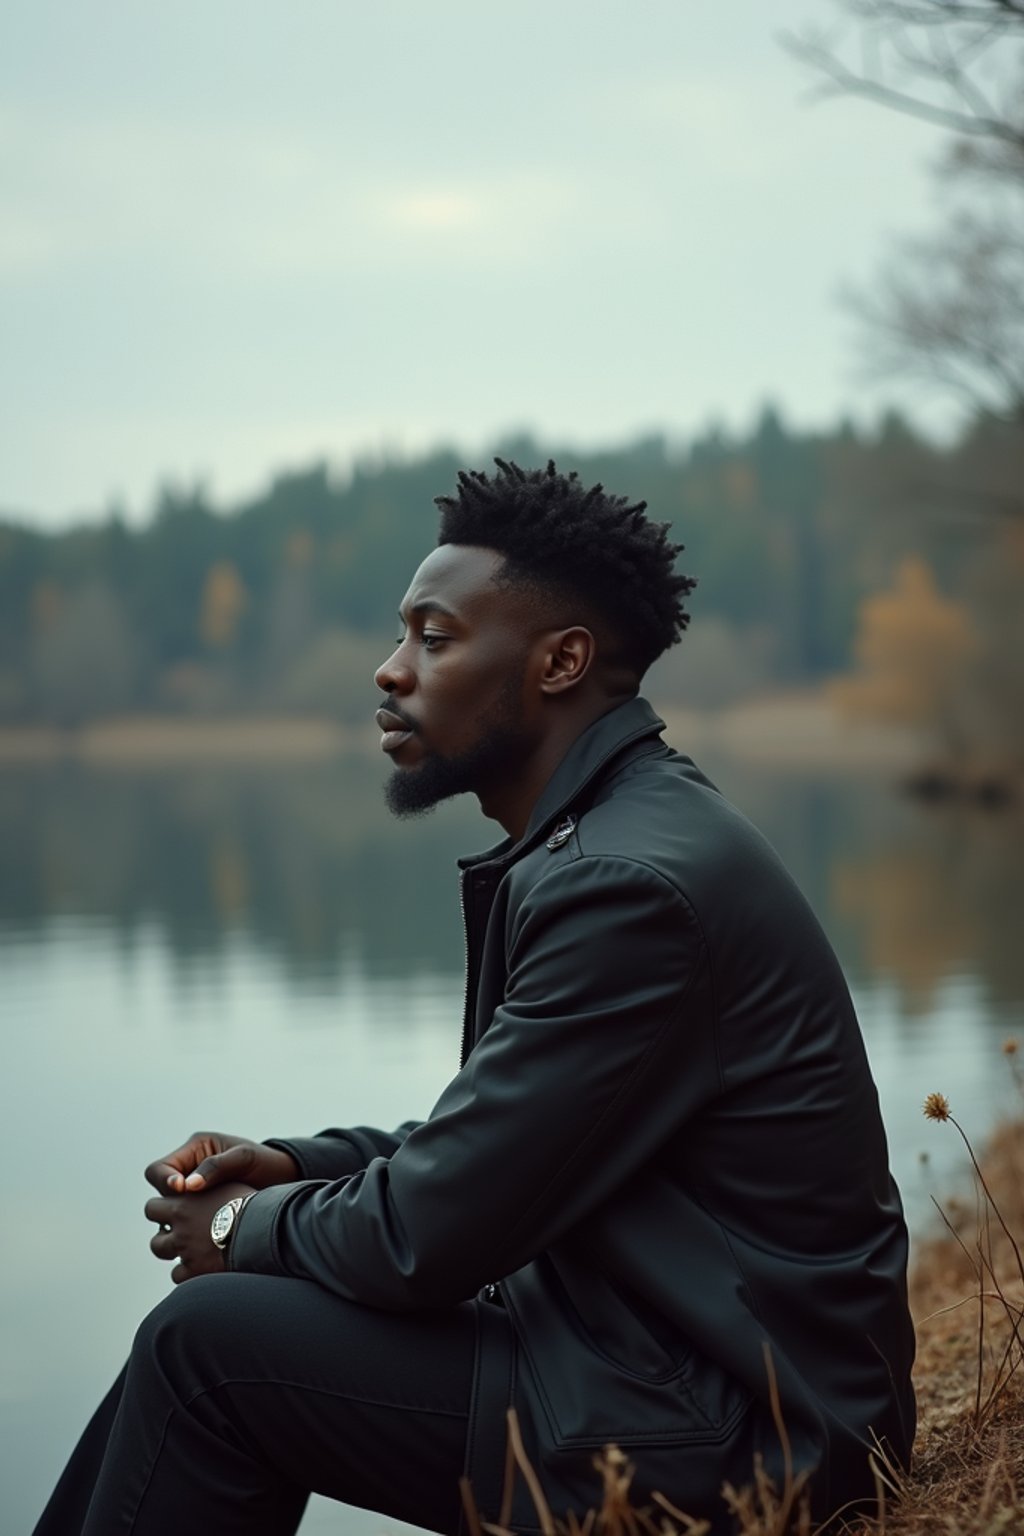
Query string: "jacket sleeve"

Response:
xmin=263 ymin=1122 xmax=423 ymax=1182
xmin=230 ymin=856 xmax=717 ymax=1306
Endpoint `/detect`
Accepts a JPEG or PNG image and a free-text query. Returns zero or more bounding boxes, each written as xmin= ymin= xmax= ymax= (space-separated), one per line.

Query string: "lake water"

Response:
xmin=2 ymin=749 xmax=1022 ymax=1534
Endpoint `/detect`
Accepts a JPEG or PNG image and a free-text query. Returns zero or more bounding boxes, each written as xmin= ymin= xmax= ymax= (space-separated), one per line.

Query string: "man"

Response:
xmin=35 ymin=461 xmax=915 ymax=1536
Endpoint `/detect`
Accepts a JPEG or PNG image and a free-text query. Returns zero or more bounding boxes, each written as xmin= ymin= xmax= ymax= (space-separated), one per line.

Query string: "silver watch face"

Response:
xmin=211 ymin=1201 xmax=237 ymax=1247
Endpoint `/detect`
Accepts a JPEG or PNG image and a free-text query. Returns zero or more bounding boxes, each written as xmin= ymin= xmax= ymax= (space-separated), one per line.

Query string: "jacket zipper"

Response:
xmin=458 ymin=869 xmax=471 ymax=1068
xmin=461 ymin=872 xmax=498 ymax=1306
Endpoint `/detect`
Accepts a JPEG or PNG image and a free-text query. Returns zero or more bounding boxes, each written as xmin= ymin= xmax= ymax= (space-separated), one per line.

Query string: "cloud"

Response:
xmin=0 ymin=106 xmax=577 ymax=286
xmin=385 ymin=191 xmax=480 ymax=231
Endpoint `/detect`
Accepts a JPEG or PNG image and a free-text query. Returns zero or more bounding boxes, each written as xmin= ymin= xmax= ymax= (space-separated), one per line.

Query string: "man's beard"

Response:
xmin=384 ymin=678 xmax=530 ymax=819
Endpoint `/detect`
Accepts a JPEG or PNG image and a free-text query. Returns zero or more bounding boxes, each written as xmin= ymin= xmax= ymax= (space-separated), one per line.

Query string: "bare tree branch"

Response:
xmin=781 ymin=0 xmax=1024 ymax=149
xmin=846 ymin=209 xmax=1024 ymax=421
xmin=842 ymin=2 xmax=1024 ymax=31
xmin=782 ymin=32 xmax=1024 ymax=146
xmin=785 ymin=0 xmax=1024 ymax=432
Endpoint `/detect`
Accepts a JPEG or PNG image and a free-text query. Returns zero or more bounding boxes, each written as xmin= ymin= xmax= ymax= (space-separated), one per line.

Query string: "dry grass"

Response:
xmin=886 ymin=1113 xmax=1024 ymax=1536
xmin=467 ymin=1083 xmax=1024 ymax=1536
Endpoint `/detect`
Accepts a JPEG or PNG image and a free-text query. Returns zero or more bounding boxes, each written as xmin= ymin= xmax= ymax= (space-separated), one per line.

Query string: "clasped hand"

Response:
xmin=143 ymin=1131 xmax=299 ymax=1285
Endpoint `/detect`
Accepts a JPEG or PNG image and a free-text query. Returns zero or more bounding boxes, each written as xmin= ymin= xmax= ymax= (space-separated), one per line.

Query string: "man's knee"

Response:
xmin=130 ymin=1274 xmax=263 ymax=1396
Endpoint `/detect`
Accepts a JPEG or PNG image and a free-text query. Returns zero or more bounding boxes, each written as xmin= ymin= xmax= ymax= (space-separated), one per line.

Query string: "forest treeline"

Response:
xmin=1 ymin=408 xmax=1021 ymax=760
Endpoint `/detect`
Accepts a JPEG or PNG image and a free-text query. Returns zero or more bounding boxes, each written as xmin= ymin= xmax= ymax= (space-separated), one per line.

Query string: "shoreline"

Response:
xmin=0 ymin=691 xmax=930 ymax=773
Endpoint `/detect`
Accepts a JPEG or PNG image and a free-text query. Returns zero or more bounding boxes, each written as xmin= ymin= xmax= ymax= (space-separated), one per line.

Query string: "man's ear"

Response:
xmin=538 ymin=627 xmax=595 ymax=695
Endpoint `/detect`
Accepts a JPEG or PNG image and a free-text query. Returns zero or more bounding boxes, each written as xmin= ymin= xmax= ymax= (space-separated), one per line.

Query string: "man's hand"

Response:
xmin=145 ymin=1180 xmax=257 ymax=1284
xmin=144 ymin=1131 xmax=299 ymax=1195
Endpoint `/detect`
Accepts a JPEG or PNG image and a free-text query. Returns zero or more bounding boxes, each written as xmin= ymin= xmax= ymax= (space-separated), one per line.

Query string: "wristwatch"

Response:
xmin=210 ymin=1195 xmax=253 ymax=1251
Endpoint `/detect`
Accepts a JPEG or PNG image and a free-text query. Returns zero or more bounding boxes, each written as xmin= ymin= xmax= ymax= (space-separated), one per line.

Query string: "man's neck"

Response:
xmin=478 ymin=692 xmax=635 ymax=841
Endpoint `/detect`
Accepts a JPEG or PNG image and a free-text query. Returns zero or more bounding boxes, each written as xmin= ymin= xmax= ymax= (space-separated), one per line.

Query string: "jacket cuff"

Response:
xmin=228 ymin=1182 xmax=307 ymax=1275
xmin=263 ymin=1134 xmax=367 ymax=1182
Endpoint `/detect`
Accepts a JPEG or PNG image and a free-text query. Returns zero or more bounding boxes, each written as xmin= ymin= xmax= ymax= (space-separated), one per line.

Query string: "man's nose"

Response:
xmin=373 ymin=648 xmax=412 ymax=695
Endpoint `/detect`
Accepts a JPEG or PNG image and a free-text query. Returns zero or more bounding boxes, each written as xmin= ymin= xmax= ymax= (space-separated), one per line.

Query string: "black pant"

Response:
xmin=33 ymin=1273 xmax=489 ymax=1536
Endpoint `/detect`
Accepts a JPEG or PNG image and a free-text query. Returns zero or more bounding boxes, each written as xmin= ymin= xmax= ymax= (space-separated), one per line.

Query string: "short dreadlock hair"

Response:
xmin=434 ymin=458 xmax=696 ymax=677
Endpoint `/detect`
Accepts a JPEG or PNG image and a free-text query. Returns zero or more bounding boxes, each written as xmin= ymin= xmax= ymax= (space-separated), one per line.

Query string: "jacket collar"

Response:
xmin=458 ymin=695 xmax=665 ymax=872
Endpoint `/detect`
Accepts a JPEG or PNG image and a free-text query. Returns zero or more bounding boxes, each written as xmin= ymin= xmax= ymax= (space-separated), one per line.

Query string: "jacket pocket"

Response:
xmin=505 ymin=1258 xmax=750 ymax=1448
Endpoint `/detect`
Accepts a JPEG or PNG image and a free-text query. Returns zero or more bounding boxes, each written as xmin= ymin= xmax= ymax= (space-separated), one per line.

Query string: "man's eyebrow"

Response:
xmin=399 ymin=599 xmax=460 ymax=622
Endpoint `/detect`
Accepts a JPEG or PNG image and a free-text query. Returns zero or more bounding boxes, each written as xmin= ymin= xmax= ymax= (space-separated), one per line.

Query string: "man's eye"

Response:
xmin=394 ymin=632 xmax=446 ymax=649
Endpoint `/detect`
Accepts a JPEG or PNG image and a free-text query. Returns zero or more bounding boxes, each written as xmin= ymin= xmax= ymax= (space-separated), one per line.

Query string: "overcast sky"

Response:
xmin=1 ymin=0 xmax=946 ymax=528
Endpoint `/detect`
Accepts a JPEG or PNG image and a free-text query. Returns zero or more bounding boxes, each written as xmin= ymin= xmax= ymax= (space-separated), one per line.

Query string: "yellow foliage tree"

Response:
xmin=831 ymin=557 xmax=977 ymax=746
xmin=199 ymin=562 xmax=248 ymax=650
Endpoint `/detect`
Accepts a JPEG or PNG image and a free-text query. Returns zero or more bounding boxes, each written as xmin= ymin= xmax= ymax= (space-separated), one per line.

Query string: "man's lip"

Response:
xmin=375 ymin=707 xmax=414 ymax=733
xmin=376 ymin=706 xmax=416 ymax=753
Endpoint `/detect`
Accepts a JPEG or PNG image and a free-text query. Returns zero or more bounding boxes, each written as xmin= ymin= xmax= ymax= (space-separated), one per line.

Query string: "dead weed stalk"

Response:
xmin=922 ymin=1090 xmax=1024 ymax=1432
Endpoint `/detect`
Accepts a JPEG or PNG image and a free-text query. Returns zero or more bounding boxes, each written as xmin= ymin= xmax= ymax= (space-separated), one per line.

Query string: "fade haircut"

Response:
xmin=434 ymin=459 xmax=696 ymax=678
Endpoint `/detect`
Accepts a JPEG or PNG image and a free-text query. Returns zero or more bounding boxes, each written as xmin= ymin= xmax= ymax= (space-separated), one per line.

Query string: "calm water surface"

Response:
xmin=2 ymin=752 xmax=1021 ymax=1533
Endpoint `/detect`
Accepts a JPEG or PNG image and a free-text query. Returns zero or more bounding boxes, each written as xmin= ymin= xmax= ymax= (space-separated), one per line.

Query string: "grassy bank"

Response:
xmin=887 ymin=1104 xmax=1024 ymax=1536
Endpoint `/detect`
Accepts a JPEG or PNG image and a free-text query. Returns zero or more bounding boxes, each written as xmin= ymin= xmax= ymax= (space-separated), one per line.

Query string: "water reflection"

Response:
xmin=0 ymin=760 xmax=479 ymax=983
xmin=829 ymin=796 xmax=1024 ymax=1020
xmin=2 ymin=754 xmax=1022 ymax=1016
xmin=1 ymin=752 xmax=1022 ymax=1534
xmin=709 ymin=762 xmax=1024 ymax=1023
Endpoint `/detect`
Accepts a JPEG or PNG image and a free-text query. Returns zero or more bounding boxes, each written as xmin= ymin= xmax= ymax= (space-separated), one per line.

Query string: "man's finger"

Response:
xmin=144 ymin=1143 xmax=202 ymax=1193
xmin=184 ymin=1145 xmax=250 ymax=1190
xmin=144 ymin=1159 xmax=181 ymax=1192
xmin=144 ymin=1132 xmax=233 ymax=1192
xmin=149 ymin=1227 xmax=178 ymax=1261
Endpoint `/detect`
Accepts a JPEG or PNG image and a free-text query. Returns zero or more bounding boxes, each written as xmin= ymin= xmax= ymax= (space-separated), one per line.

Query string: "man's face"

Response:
xmin=373 ymin=544 xmax=539 ymax=818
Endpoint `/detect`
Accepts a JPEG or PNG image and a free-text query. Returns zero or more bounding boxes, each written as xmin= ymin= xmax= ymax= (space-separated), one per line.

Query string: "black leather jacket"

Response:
xmin=232 ymin=698 xmax=915 ymax=1530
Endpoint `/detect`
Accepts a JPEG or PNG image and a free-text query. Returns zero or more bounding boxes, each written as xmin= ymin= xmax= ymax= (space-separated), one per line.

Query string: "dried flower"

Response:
xmin=923 ymin=1091 xmax=950 ymax=1122
xmin=1003 ymin=1038 xmax=1018 ymax=1056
